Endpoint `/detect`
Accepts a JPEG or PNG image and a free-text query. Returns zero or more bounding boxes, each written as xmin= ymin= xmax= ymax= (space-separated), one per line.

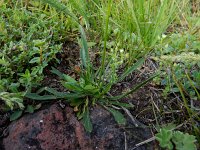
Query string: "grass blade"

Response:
xmin=69 ymin=0 xmax=89 ymax=28
xmin=109 ymin=101 xmax=133 ymax=108
xmin=118 ymin=58 xmax=145 ymax=82
xmin=41 ymin=0 xmax=78 ymax=22
xmin=98 ymin=0 xmax=112 ymax=83
xmin=44 ymin=87 xmax=69 ymax=98
xmin=63 ymin=74 xmax=77 ymax=83
xmin=79 ymin=25 xmax=91 ymax=69
xmin=110 ymin=73 xmax=158 ymax=100
xmin=50 ymin=67 xmax=64 ymax=79
xmin=62 ymin=82 xmax=83 ymax=92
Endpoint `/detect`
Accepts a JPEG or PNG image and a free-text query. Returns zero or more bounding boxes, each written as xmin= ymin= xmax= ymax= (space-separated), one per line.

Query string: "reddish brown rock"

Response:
xmin=2 ymin=104 xmax=91 ymax=150
xmin=2 ymin=104 xmax=154 ymax=150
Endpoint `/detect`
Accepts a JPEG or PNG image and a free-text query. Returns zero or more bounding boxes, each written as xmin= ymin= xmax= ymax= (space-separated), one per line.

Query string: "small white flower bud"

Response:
xmin=120 ymin=49 xmax=124 ymax=53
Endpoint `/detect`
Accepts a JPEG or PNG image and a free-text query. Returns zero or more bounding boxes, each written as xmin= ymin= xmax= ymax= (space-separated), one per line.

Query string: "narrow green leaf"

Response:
xmin=36 ymin=87 xmax=46 ymax=94
xmin=41 ymin=0 xmax=78 ymax=22
xmin=63 ymin=74 xmax=77 ymax=83
xmin=63 ymin=93 xmax=86 ymax=99
xmin=110 ymin=101 xmax=134 ymax=108
xmin=25 ymin=93 xmax=57 ymax=100
xmin=83 ymin=85 xmax=99 ymax=94
xmin=62 ymin=82 xmax=83 ymax=92
xmin=108 ymin=108 xmax=126 ymax=125
xmin=81 ymin=107 xmax=93 ymax=132
xmin=111 ymin=74 xmax=158 ymax=100
xmin=50 ymin=67 xmax=64 ymax=79
xmin=29 ymin=57 xmax=40 ymax=64
xmin=44 ymin=87 xmax=85 ymax=99
xmin=70 ymin=0 xmax=89 ymax=27
xmin=99 ymin=83 xmax=112 ymax=97
xmin=83 ymin=85 xmax=96 ymax=90
xmin=10 ymin=110 xmax=23 ymax=121
xmin=44 ymin=87 xmax=68 ymax=98
xmin=118 ymin=58 xmax=145 ymax=82
xmin=79 ymin=25 xmax=91 ymax=69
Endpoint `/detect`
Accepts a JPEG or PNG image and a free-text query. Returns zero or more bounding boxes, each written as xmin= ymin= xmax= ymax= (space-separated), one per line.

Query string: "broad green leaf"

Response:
xmin=181 ymin=133 xmax=197 ymax=150
xmin=81 ymin=107 xmax=92 ymax=132
xmin=25 ymin=105 xmax=34 ymax=113
xmin=25 ymin=93 xmax=57 ymax=100
xmin=10 ymin=110 xmax=23 ymax=121
xmin=108 ymin=108 xmax=126 ymax=125
xmin=155 ymin=128 xmax=173 ymax=150
xmin=118 ymin=58 xmax=145 ymax=82
xmin=173 ymin=131 xmax=197 ymax=150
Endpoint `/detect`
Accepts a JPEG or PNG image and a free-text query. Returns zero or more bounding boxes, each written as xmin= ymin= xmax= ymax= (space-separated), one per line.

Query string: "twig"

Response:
xmin=124 ymin=132 xmax=127 ymax=150
xmin=122 ymin=107 xmax=138 ymax=127
xmin=131 ymin=136 xmax=155 ymax=150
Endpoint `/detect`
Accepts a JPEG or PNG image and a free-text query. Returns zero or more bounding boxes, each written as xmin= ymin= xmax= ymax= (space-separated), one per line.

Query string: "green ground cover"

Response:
xmin=0 ymin=0 xmax=199 ymax=149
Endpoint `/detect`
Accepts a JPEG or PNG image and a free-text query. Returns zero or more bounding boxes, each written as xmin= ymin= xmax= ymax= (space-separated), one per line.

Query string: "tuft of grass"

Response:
xmin=26 ymin=0 xmax=157 ymax=132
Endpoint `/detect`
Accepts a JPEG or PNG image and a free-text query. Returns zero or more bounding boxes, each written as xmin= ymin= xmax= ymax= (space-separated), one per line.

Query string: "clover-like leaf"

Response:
xmin=155 ymin=128 xmax=173 ymax=150
xmin=173 ymin=131 xmax=197 ymax=150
